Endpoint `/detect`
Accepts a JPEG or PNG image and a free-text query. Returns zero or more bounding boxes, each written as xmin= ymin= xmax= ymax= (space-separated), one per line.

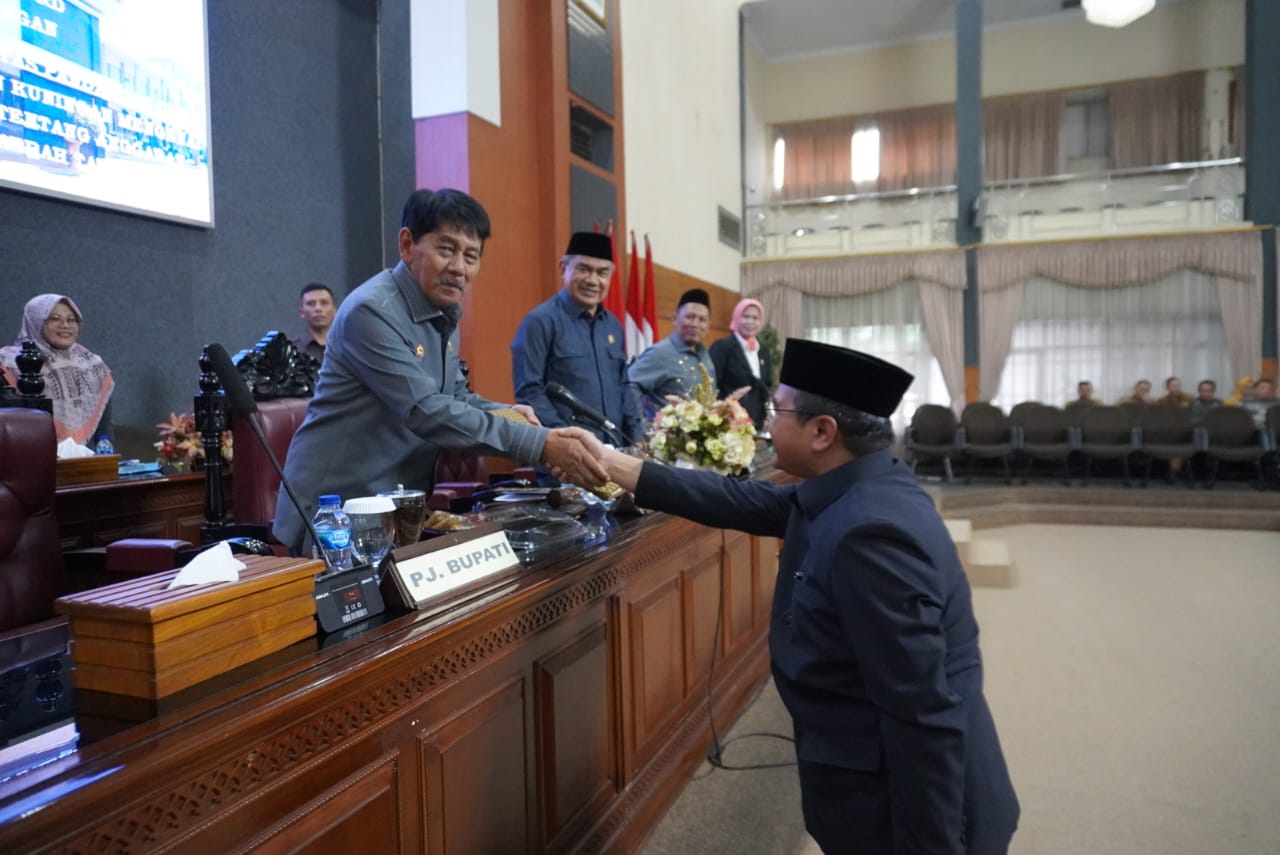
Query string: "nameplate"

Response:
xmin=383 ymin=525 xmax=520 ymax=609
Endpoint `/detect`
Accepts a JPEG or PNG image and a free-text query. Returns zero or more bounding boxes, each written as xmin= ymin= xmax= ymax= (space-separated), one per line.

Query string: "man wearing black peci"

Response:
xmin=587 ymin=339 xmax=1020 ymax=854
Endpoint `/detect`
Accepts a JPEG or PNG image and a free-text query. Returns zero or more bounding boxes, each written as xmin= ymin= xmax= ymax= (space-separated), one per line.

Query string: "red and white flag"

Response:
xmin=604 ymin=221 xmax=625 ymax=321
xmin=624 ymin=231 xmax=644 ymax=356
xmin=641 ymin=234 xmax=658 ymax=349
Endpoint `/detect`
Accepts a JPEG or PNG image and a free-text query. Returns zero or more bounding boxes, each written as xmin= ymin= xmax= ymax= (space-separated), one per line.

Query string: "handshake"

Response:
xmin=540 ymin=427 xmax=643 ymax=493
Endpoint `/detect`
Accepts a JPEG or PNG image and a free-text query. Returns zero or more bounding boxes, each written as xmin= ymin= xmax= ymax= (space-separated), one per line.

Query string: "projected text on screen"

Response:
xmin=0 ymin=0 xmax=212 ymax=226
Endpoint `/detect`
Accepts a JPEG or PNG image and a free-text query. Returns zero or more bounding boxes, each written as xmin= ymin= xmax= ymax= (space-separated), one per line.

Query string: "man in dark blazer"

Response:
xmin=590 ymin=339 xmax=1020 ymax=854
xmin=708 ymin=297 xmax=773 ymax=429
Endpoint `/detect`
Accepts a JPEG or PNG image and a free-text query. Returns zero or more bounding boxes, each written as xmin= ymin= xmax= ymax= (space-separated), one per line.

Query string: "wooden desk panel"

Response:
xmin=0 ymin=508 xmax=777 ymax=854
xmin=55 ymin=471 xmax=229 ymax=549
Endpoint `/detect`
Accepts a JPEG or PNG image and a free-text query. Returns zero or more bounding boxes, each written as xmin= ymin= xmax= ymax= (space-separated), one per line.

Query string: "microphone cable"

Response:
xmin=698 ymin=541 xmax=795 ymax=777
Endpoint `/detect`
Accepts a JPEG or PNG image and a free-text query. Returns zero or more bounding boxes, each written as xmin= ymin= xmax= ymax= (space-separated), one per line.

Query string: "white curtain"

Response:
xmin=802 ymin=283 xmax=952 ymax=438
xmin=993 ymin=272 xmax=1231 ymax=408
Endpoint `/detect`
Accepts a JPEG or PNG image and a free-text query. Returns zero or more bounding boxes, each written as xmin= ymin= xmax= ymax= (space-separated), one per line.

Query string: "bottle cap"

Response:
xmin=343 ymin=496 xmax=396 ymax=515
xmin=317 ymin=494 xmax=341 ymax=506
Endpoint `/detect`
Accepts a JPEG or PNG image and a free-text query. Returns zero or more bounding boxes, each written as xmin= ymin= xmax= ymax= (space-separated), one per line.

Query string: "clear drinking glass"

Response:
xmin=377 ymin=485 xmax=427 ymax=547
xmin=343 ymin=496 xmax=396 ymax=568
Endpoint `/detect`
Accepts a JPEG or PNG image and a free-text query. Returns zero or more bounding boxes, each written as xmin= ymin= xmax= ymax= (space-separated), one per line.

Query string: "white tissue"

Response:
xmin=166 ymin=540 xmax=246 ymax=589
xmin=56 ymin=437 xmax=95 ymax=459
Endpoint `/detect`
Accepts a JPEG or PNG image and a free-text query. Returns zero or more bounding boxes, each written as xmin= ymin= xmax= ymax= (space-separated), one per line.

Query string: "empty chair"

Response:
xmin=905 ymin=404 xmax=959 ymax=482
xmin=1078 ymin=406 xmax=1137 ymax=486
xmin=1136 ymin=405 xmax=1197 ymax=486
xmin=1062 ymin=399 xmax=1096 ymax=428
xmin=1265 ymin=404 xmax=1280 ymax=485
xmin=959 ymin=402 xmax=1014 ymax=483
xmin=1200 ymin=406 xmax=1266 ymax=488
xmin=1010 ymin=404 xmax=1073 ymax=482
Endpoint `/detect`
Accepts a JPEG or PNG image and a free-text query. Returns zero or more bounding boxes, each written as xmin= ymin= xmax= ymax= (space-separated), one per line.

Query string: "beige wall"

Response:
xmin=760 ymin=0 xmax=1245 ymax=124
xmin=620 ymin=0 xmax=743 ymax=292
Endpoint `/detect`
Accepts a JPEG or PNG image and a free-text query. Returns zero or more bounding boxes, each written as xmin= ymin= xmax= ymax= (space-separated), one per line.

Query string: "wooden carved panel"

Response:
xmin=722 ymin=530 xmax=754 ymax=655
xmin=246 ymin=753 xmax=402 ymax=854
xmin=535 ymin=622 xmax=615 ymax=851
xmin=418 ymin=677 xmax=530 ymax=854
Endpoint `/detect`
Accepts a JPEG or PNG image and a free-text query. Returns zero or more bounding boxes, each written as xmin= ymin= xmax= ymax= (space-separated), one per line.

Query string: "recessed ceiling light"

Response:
xmin=1082 ymin=0 xmax=1155 ymax=28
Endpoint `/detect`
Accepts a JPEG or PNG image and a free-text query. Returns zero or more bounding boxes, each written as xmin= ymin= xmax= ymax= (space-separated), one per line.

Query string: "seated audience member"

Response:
xmin=1066 ymin=380 xmax=1100 ymax=409
xmin=709 ymin=298 xmax=774 ymax=429
xmin=628 ymin=288 xmax=715 ymax=415
xmin=292 ymin=282 xmax=337 ymax=361
xmin=1188 ymin=379 xmax=1222 ymax=424
xmin=1224 ymin=375 xmax=1254 ymax=406
xmin=1117 ymin=379 xmax=1153 ymax=405
xmin=1156 ymin=376 xmax=1192 ymax=407
xmin=0 ymin=294 xmax=114 ymax=447
xmin=1238 ymin=378 xmax=1276 ymax=429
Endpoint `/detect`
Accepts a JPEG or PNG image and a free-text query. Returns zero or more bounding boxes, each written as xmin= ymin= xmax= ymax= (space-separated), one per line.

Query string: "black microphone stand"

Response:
xmin=197 ymin=346 xmax=233 ymax=542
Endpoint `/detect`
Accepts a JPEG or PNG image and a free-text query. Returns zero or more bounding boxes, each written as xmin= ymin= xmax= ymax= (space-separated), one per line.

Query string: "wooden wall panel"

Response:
xmin=249 ymin=755 xmax=403 ymax=855
xmin=753 ymin=536 xmax=781 ymax=628
xmin=418 ymin=677 xmax=530 ymax=854
xmin=682 ymin=546 xmax=722 ymax=693
xmin=625 ymin=575 xmax=685 ymax=763
xmin=722 ymin=530 xmax=755 ymax=655
xmin=536 ymin=622 xmax=616 ymax=851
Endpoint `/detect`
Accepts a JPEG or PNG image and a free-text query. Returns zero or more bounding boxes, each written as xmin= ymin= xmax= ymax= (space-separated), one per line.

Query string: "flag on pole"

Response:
xmin=604 ymin=220 xmax=625 ymax=321
xmin=624 ymin=231 xmax=643 ymax=356
xmin=641 ymin=233 xmax=658 ymax=349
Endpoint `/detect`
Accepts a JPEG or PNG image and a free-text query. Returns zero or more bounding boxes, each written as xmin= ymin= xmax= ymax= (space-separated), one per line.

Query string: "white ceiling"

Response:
xmin=741 ymin=0 xmax=1184 ymax=62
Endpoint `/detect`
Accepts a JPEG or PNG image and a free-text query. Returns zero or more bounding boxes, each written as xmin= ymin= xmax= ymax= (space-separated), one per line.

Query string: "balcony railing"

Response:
xmin=744 ymin=158 xmax=1245 ymax=259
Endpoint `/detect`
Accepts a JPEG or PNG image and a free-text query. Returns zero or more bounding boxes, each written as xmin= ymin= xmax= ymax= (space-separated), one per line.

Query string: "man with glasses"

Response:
xmin=511 ymin=232 xmax=642 ymax=445
xmin=588 ymin=339 xmax=1020 ymax=854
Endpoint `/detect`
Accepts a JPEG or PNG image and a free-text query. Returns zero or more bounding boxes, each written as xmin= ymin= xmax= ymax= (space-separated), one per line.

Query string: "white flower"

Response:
xmin=705 ymin=437 xmax=726 ymax=459
xmin=685 ymin=439 xmax=699 ymax=454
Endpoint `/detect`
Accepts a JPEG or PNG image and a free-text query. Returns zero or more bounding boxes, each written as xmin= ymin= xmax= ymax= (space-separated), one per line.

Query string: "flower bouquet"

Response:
xmin=647 ymin=366 xmax=757 ymax=475
xmin=155 ymin=411 xmax=232 ymax=470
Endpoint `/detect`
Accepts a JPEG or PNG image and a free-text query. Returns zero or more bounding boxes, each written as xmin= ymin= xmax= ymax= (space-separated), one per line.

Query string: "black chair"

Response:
xmin=1136 ymin=405 xmax=1196 ymax=487
xmin=959 ymin=402 xmax=1014 ymax=484
xmin=1010 ymin=404 xmax=1073 ymax=483
xmin=904 ymin=404 xmax=959 ymax=482
xmin=1062 ymin=399 xmax=1096 ymax=428
xmin=1078 ymin=406 xmax=1137 ymax=486
xmin=1200 ymin=406 xmax=1266 ymax=488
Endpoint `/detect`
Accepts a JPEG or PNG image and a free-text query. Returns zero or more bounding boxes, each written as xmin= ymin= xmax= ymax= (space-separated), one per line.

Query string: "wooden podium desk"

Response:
xmin=55 ymin=471 xmax=230 ymax=551
xmin=0 ymin=505 xmax=779 ymax=854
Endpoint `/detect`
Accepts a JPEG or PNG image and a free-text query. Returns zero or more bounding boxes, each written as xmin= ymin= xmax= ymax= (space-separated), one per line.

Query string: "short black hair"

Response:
xmin=401 ymin=188 xmax=491 ymax=244
xmin=1199 ymin=379 xmax=1216 ymax=389
xmin=792 ymin=389 xmax=894 ymax=456
xmin=299 ymin=283 xmax=334 ymax=301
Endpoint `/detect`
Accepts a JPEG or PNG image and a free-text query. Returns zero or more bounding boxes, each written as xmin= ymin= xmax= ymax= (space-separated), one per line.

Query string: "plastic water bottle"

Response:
xmin=95 ymin=436 xmax=114 ymax=455
xmin=311 ymin=494 xmax=353 ymax=571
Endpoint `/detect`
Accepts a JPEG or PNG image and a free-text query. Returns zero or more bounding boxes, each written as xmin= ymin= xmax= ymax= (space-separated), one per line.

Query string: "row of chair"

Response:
xmin=905 ymin=402 xmax=1280 ymax=487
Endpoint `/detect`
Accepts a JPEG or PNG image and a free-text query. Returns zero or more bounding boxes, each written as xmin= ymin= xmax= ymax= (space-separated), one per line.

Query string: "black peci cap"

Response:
xmin=677 ymin=288 xmax=710 ymax=309
xmin=778 ymin=338 xmax=914 ymax=418
xmin=564 ymin=232 xmax=614 ymax=261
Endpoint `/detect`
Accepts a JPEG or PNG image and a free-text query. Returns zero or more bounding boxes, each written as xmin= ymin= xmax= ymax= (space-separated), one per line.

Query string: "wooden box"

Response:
xmin=55 ymin=454 xmax=119 ymax=487
xmin=55 ymin=555 xmax=321 ymax=699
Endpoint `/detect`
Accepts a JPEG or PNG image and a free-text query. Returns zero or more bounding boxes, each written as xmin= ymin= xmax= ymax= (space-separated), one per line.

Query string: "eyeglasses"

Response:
xmin=765 ymin=403 xmax=808 ymax=423
xmin=45 ymin=314 xmax=81 ymax=326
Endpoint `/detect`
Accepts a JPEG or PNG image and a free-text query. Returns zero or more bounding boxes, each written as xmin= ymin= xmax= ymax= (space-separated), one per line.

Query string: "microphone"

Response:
xmin=546 ymin=382 xmax=625 ymax=445
xmin=207 ymin=342 xmax=331 ymax=571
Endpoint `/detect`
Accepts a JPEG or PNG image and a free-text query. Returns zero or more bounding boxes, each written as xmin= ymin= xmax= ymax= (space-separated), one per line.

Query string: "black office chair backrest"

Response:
xmin=1016 ymin=405 xmax=1069 ymax=444
xmin=961 ymin=402 xmax=1011 ymax=444
xmin=1080 ymin=406 xmax=1131 ymax=445
xmin=1202 ymin=406 xmax=1260 ymax=449
xmin=909 ymin=404 xmax=957 ymax=446
xmin=1008 ymin=401 xmax=1045 ymax=423
xmin=1266 ymin=403 xmax=1280 ymax=435
xmin=1138 ymin=404 xmax=1193 ymax=445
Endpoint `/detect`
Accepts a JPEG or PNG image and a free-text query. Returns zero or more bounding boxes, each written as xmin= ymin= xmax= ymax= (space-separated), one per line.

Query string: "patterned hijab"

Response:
xmin=0 ymin=294 xmax=114 ymax=445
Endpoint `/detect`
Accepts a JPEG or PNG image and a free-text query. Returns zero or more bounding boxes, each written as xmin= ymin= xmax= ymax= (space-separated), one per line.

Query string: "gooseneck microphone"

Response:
xmin=546 ymin=382 xmax=625 ymax=445
xmin=207 ymin=342 xmax=331 ymax=571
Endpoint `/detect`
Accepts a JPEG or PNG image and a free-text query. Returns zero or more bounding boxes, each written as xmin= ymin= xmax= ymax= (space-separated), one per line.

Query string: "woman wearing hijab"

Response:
xmin=709 ymin=298 xmax=774 ymax=429
xmin=0 ymin=294 xmax=114 ymax=446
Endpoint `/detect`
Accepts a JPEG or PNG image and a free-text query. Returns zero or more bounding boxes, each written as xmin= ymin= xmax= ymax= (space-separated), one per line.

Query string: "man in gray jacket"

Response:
xmin=273 ymin=189 xmax=607 ymax=554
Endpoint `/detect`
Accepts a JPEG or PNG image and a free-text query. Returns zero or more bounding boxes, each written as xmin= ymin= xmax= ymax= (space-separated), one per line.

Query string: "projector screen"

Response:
xmin=0 ymin=0 xmax=213 ymax=226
